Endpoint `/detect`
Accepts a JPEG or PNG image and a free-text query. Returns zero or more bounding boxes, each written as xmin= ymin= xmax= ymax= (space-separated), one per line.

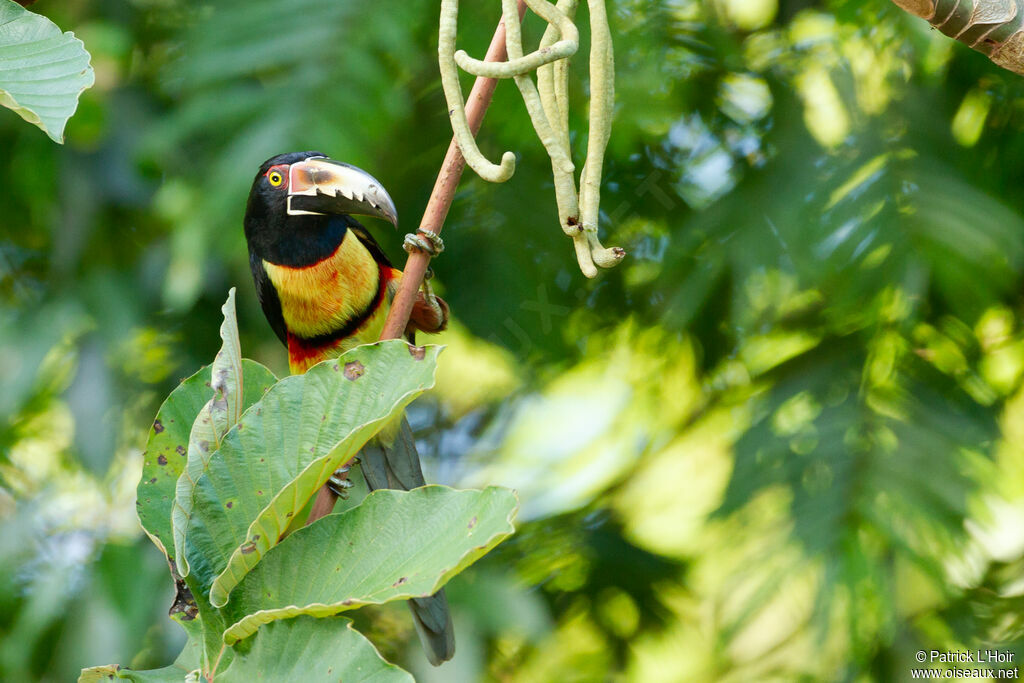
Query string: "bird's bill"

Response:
xmin=286 ymin=157 xmax=398 ymax=226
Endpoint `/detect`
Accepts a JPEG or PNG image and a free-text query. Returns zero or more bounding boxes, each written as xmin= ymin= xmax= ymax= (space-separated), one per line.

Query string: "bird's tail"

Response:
xmin=361 ymin=415 xmax=456 ymax=665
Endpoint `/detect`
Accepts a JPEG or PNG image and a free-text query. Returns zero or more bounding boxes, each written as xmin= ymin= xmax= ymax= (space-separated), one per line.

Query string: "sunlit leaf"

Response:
xmin=221 ymin=486 xmax=518 ymax=643
xmin=714 ymin=334 xmax=998 ymax=646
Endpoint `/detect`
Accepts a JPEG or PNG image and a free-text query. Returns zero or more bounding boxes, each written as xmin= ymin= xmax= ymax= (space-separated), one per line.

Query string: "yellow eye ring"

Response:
xmin=268 ymin=171 xmax=284 ymax=186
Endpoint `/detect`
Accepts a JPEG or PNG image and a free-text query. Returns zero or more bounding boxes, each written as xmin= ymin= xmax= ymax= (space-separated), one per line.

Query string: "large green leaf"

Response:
xmin=180 ymin=341 xmax=442 ymax=607
xmin=0 ymin=0 xmax=94 ymax=143
xmin=136 ymin=358 xmax=276 ymax=561
xmin=174 ymin=289 xmax=274 ymax=576
xmin=218 ymin=616 xmax=412 ymax=682
xmin=222 ymin=485 xmax=518 ymax=643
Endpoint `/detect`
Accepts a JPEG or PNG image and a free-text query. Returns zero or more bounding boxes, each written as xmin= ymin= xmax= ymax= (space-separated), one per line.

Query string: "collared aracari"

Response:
xmin=243 ymin=151 xmax=454 ymax=665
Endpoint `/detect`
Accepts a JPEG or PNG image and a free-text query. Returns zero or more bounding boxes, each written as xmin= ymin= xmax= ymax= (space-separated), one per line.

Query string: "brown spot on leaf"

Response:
xmin=392 ymin=576 xmax=408 ymax=587
xmin=226 ymin=502 xmax=233 ymax=509
xmin=343 ymin=361 xmax=365 ymax=380
xmin=153 ymin=419 xmax=164 ymax=434
xmin=240 ymin=542 xmax=257 ymax=554
xmin=408 ymin=345 xmax=426 ymax=361
xmin=468 ymin=516 xmax=477 ymax=530
xmin=176 ymin=445 xmax=186 ymax=455
xmin=342 ymin=599 xmax=355 ymax=606
xmin=149 ymin=477 xmax=158 ymax=484
xmin=157 ymin=455 xmax=168 ymax=466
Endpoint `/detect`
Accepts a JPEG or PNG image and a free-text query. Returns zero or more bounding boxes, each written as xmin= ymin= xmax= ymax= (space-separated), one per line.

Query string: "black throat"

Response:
xmin=245 ymin=211 xmax=351 ymax=268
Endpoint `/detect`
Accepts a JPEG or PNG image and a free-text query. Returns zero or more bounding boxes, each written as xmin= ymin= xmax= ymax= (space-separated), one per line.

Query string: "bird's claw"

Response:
xmin=403 ymin=230 xmax=445 ymax=256
xmin=327 ymin=464 xmax=354 ymax=499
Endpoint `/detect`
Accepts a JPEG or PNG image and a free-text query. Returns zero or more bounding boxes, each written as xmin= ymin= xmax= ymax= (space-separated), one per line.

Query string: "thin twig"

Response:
xmin=306 ymin=3 xmax=527 ymax=526
xmin=381 ymin=1 xmax=527 ymax=343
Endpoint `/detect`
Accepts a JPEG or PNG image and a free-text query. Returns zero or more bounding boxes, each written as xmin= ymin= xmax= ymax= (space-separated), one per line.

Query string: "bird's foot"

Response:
xmin=403 ymin=230 xmax=444 ymax=257
xmin=327 ymin=464 xmax=354 ymax=499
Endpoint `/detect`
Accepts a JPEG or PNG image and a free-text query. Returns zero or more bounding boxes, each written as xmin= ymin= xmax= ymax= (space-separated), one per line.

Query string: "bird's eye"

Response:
xmin=268 ymin=171 xmax=284 ymax=187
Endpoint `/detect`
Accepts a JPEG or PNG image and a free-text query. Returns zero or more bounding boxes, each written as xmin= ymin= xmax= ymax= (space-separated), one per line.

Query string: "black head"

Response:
xmin=244 ymin=151 xmax=398 ymax=267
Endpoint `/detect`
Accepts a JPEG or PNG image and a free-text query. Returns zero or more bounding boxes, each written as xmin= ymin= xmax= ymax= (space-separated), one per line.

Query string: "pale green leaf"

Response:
xmin=222 ymin=486 xmax=518 ymax=644
xmin=0 ymin=0 xmax=94 ymax=143
xmin=174 ymin=289 xmax=274 ymax=576
xmin=136 ymin=364 xmax=211 ymax=559
xmin=178 ymin=341 xmax=442 ymax=607
xmin=211 ymin=287 xmax=245 ymax=433
xmin=135 ymin=359 xmax=276 ymax=561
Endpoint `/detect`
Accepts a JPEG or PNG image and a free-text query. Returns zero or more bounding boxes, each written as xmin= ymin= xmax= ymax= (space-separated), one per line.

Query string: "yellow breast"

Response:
xmin=263 ymin=230 xmax=379 ymax=340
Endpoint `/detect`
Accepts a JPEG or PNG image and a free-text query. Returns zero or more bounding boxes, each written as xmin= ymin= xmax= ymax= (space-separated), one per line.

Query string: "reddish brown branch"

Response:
xmin=380 ymin=1 xmax=527 ymax=340
xmin=306 ymin=2 xmax=526 ymax=526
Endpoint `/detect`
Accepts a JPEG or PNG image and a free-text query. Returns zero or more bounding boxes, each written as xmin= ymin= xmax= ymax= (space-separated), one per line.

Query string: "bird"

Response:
xmin=242 ymin=151 xmax=454 ymax=665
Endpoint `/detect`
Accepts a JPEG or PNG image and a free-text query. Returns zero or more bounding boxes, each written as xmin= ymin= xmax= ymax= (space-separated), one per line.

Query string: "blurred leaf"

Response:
xmin=0 ymin=0 xmax=95 ymax=142
xmin=78 ymin=612 xmax=202 ymax=682
xmin=80 ymin=616 xmax=411 ymax=682
xmin=715 ymin=332 xmax=998 ymax=651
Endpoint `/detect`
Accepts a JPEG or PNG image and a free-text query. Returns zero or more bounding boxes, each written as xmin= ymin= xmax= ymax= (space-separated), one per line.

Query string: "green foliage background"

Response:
xmin=3 ymin=0 xmax=1024 ymax=680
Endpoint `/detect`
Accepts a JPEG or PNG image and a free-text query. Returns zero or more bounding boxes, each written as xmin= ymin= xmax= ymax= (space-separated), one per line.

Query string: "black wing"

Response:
xmin=249 ymin=249 xmax=288 ymax=346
